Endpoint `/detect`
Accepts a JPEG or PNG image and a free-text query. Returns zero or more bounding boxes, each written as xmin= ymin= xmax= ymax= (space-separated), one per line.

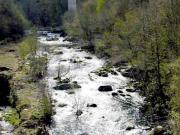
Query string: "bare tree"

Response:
xmin=56 ymin=64 xmax=71 ymax=81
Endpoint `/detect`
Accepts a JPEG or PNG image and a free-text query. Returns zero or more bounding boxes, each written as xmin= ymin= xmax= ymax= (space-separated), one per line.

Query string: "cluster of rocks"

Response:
xmin=46 ymin=36 xmax=59 ymax=41
xmin=111 ymin=89 xmax=133 ymax=99
xmin=93 ymin=66 xmax=118 ymax=77
xmin=54 ymin=81 xmax=81 ymax=90
xmin=54 ymin=78 xmax=81 ymax=90
xmin=70 ymin=58 xmax=83 ymax=64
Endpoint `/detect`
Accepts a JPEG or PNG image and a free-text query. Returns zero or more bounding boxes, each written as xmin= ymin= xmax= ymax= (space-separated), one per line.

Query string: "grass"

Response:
xmin=3 ymin=108 xmax=21 ymax=126
xmin=0 ymin=44 xmax=18 ymax=70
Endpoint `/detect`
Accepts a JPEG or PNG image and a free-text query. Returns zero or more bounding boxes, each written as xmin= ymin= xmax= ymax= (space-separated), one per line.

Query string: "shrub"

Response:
xmin=18 ymin=36 xmax=37 ymax=60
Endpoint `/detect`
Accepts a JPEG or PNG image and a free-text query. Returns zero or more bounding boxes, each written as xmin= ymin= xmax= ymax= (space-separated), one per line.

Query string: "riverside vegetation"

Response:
xmin=0 ymin=35 xmax=52 ymax=134
xmin=0 ymin=1 xmax=52 ymax=133
xmin=0 ymin=0 xmax=179 ymax=135
xmin=63 ymin=0 xmax=180 ymax=134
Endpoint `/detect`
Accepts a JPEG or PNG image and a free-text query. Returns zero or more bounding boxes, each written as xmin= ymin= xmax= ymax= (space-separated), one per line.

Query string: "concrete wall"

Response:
xmin=68 ymin=0 xmax=76 ymax=11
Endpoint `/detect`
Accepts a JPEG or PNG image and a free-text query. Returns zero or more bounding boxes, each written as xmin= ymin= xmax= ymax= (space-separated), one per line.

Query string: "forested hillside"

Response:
xmin=63 ymin=0 xmax=180 ymax=134
xmin=0 ymin=0 xmax=68 ymax=41
xmin=16 ymin=0 xmax=68 ymax=26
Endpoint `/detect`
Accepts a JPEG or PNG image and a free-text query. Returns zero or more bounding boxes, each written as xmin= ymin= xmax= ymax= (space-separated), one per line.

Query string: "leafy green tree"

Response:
xmin=0 ymin=0 xmax=28 ymax=41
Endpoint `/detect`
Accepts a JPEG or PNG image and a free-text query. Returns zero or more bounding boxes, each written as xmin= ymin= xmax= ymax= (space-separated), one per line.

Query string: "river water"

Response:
xmin=38 ymin=33 xmax=148 ymax=135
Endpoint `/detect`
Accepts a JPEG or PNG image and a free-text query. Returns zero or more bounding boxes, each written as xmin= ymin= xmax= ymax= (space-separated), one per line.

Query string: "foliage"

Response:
xmin=3 ymin=108 xmax=21 ymax=126
xmin=18 ymin=36 xmax=37 ymax=60
xmin=63 ymin=0 xmax=180 ymax=131
xmin=169 ymin=58 xmax=180 ymax=135
xmin=16 ymin=0 xmax=68 ymax=26
xmin=0 ymin=0 xmax=28 ymax=41
xmin=40 ymin=94 xmax=52 ymax=123
xmin=29 ymin=56 xmax=47 ymax=82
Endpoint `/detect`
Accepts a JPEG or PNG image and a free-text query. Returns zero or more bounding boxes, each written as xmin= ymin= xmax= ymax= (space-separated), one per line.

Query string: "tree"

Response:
xmin=0 ymin=0 xmax=28 ymax=41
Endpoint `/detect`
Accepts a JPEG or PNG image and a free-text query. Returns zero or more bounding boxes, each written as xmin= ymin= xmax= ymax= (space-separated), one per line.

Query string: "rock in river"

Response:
xmin=126 ymin=125 xmax=135 ymax=131
xmin=112 ymin=92 xmax=118 ymax=97
xmin=126 ymin=89 xmax=136 ymax=92
xmin=54 ymin=83 xmax=81 ymax=90
xmin=54 ymin=83 xmax=71 ymax=90
xmin=84 ymin=56 xmax=92 ymax=60
xmin=98 ymin=85 xmax=113 ymax=92
xmin=98 ymin=71 xmax=108 ymax=77
xmin=118 ymin=90 xmax=123 ymax=93
xmin=76 ymin=110 xmax=83 ymax=116
xmin=87 ymin=104 xmax=97 ymax=108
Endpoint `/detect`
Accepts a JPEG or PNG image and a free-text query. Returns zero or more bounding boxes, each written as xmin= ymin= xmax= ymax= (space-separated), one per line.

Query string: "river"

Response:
xmin=38 ymin=32 xmax=148 ymax=135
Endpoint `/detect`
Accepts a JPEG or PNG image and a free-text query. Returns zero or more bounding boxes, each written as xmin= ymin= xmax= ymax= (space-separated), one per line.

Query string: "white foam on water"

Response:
xmin=38 ymin=34 xmax=148 ymax=135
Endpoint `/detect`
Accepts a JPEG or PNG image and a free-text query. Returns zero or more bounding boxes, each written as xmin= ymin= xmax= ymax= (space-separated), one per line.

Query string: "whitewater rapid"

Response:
xmin=38 ymin=33 xmax=148 ymax=135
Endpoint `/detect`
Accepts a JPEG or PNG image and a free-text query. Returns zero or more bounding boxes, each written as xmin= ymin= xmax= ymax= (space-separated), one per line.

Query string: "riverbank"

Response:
xmin=0 ymin=38 xmax=51 ymax=135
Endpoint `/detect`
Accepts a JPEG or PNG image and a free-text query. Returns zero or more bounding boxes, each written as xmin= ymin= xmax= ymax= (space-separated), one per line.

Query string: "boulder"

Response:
xmin=110 ymin=70 xmax=118 ymax=75
xmin=126 ymin=126 xmax=135 ymax=131
xmin=112 ymin=92 xmax=118 ymax=97
xmin=97 ymin=71 xmax=108 ymax=77
xmin=87 ymin=104 xmax=97 ymax=108
xmin=76 ymin=110 xmax=83 ymax=116
xmin=126 ymin=94 xmax=132 ymax=97
xmin=58 ymin=78 xmax=70 ymax=84
xmin=84 ymin=56 xmax=92 ymax=60
xmin=120 ymin=94 xmax=126 ymax=97
xmin=67 ymin=91 xmax=75 ymax=94
xmin=58 ymin=103 xmax=67 ymax=108
xmin=153 ymin=126 xmax=164 ymax=135
xmin=54 ymin=83 xmax=81 ymax=90
xmin=0 ymin=67 xmax=10 ymax=72
xmin=54 ymin=83 xmax=71 ymax=90
xmin=126 ymin=89 xmax=136 ymax=92
xmin=60 ymin=59 xmax=67 ymax=62
xmin=73 ymin=83 xmax=81 ymax=89
xmin=118 ymin=90 xmax=123 ymax=94
xmin=98 ymin=85 xmax=113 ymax=92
